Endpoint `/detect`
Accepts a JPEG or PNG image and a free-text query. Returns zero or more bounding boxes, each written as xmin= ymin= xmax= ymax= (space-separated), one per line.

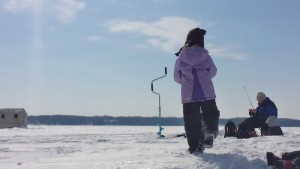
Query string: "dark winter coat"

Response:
xmin=256 ymin=97 xmax=278 ymax=118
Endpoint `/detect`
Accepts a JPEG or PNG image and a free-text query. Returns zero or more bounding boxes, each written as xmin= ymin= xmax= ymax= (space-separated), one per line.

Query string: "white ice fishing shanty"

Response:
xmin=0 ymin=108 xmax=28 ymax=129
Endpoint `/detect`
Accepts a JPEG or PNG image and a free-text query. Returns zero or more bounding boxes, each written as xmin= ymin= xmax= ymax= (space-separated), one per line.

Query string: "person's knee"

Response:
xmin=244 ymin=117 xmax=251 ymax=124
xmin=244 ymin=116 xmax=256 ymax=124
xmin=201 ymin=100 xmax=219 ymax=112
xmin=184 ymin=112 xmax=201 ymax=129
xmin=202 ymin=110 xmax=220 ymax=121
xmin=202 ymin=111 xmax=219 ymax=131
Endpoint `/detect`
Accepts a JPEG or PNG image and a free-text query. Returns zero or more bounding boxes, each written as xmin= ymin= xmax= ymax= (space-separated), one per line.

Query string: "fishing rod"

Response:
xmin=244 ymin=86 xmax=254 ymax=109
xmin=151 ymin=67 xmax=167 ymax=138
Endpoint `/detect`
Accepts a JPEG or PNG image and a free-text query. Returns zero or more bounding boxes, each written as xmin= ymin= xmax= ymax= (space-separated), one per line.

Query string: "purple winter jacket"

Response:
xmin=174 ymin=46 xmax=217 ymax=103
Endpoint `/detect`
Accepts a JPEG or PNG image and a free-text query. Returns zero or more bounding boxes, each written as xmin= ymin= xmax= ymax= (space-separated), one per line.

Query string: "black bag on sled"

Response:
xmin=224 ymin=120 xmax=237 ymax=138
xmin=236 ymin=122 xmax=250 ymax=139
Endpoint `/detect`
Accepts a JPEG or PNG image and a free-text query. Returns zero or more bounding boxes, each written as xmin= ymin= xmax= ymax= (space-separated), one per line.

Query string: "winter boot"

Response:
xmin=203 ymin=131 xmax=216 ymax=148
xmin=267 ymin=152 xmax=282 ymax=166
xmin=282 ymin=151 xmax=300 ymax=161
xmin=202 ymin=112 xmax=219 ymax=148
xmin=273 ymin=160 xmax=293 ymax=169
xmin=192 ymin=147 xmax=204 ymax=155
xmin=293 ymin=157 xmax=300 ymax=169
xmin=188 ymin=147 xmax=196 ymax=154
xmin=201 ymin=100 xmax=220 ymax=148
xmin=189 ymin=140 xmax=205 ymax=155
xmin=188 ymin=142 xmax=205 ymax=154
xmin=273 ymin=160 xmax=284 ymax=169
xmin=197 ymin=139 xmax=205 ymax=153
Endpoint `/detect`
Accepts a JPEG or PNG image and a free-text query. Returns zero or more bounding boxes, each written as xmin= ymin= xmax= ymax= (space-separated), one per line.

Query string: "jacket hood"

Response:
xmin=266 ymin=116 xmax=279 ymax=127
xmin=259 ymin=97 xmax=271 ymax=106
xmin=179 ymin=47 xmax=209 ymax=66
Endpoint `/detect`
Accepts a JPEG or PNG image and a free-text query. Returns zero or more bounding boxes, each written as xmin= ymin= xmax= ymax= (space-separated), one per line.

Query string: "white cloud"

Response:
xmin=5 ymin=0 xmax=38 ymax=12
xmin=210 ymin=47 xmax=248 ymax=61
xmin=5 ymin=0 xmax=86 ymax=23
xmin=53 ymin=0 xmax=86 ymax=23
xmin=5 ymin=0 xmax=35 ymax=12
xmin=86 ymin=36 xmax=103 ymax=43
xmin=106 ymin=17 xmax=249 ymax=60
xmin=106 ymin=16 xmax=200 ymax=53
xmin=206 ymin=44 xmax=249 ymax=61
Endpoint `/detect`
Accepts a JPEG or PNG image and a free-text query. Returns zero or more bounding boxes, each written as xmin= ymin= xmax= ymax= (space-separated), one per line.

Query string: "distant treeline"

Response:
xmin=27 ymin=115 xmax=300 ymax=127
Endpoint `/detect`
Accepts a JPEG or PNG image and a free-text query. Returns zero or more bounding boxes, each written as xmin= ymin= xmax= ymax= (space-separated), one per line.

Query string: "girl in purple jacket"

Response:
xmin=174 ymin=28 xmax=220 ymax=154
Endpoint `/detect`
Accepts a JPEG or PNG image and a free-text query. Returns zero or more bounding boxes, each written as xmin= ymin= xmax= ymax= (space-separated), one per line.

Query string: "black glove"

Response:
xmin=249 ymin=111 xmax=255 ymax=117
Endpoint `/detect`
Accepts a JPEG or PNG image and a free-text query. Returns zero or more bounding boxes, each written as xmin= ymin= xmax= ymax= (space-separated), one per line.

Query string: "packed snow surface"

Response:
xmin=0 ymin=125 xmax=299 ymax=169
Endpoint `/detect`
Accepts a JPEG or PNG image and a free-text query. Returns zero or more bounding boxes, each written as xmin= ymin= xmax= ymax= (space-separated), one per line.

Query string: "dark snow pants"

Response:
xmin=244 ymin=116 xmax=267 ymax=132
xmin=183 ymin=99 xmax=220 ymax=152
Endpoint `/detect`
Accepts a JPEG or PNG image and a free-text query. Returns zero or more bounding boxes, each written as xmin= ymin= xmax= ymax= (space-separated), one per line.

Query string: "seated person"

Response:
xmin=244 ymin=92 xmax=278 ymax=134
xmin=261 ymin=116 xmax=283 ymax=136
xmin=267 ymin=151 xmax=300 ymax=169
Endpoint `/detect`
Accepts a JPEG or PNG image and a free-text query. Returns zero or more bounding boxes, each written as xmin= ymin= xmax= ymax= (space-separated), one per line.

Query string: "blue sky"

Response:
xmin=0 ymin=0 xmax=300 ymax=119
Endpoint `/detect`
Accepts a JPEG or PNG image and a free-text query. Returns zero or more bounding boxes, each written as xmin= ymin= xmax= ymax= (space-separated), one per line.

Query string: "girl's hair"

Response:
xmin=185 ymin=27 xmax=206 ymax=47
xmin=175 ymin=28 xmax=206 ymax=56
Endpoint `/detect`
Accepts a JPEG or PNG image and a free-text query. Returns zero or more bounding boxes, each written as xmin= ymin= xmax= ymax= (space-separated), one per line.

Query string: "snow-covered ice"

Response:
xmin=0 ymin=125 xmax=299 ymax=169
